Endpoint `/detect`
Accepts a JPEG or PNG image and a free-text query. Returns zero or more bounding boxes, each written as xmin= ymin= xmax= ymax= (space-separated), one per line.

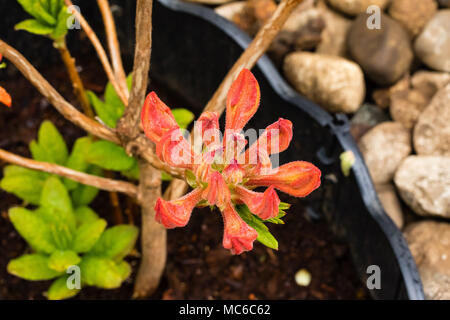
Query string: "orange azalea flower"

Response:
xmin=142 ymin=69 xmax=321 ymax=255
xmin=0 ymin=54 xmax=11 ymax=108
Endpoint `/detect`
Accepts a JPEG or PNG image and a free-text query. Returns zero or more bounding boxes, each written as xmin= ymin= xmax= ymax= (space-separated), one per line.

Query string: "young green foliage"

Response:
xmin=15 ymin=0 xmax=71 ymax=41
xmin=6 ymin=176 xmax=138 ymax=300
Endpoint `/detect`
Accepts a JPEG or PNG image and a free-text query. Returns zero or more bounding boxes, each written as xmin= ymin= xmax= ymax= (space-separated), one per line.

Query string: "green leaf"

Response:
xmin=64 ymin=137 xmax=93 ymax=190
xmin=85 ymin=140 xmax=135 ymax=171
xmin=236 ymin=205 xmax=278 ymax=250
xmin=89 ymin=225 xmax=138 ymax=261
xmin=74 ymin=206 xmax=100 ymax=226
xmin=340 ymin=150 xmax=355 ymax=177
xmin=47 ymin=275 xmax=80 ymax=300
xmin=121 ymin=161 xmax=140 ymax=180
xmin=71 ymin=166 xmax=101 ymax=207
xmin=15 ymin=19 xmax=54 ymax=35
xmin=116 ymin=261 xmax=131 ymax=281
xmin=171 ymin=108 xmax=195 ymax=129
xmin=48 ymin=250 xmax=81 ymax=272
xmin=8 ymin=254 xmax=62 ymax=280
xmin=17 ymin=0 xmax=56 ymax=25
xmin=35 ymin=207 xmax=73 ymax=250
xmin=51 ymin=5 xmax=70 ymax=40
xmin=40 ymin=177 xmax=75 ymax=230
xmin=185 ymin=170 xmax=198 ymax=188
xmin=9 ymin=207 xmax=56 ymax=254
xmin=87 ymin=90 xmax=119 ymax=128
xmin=31 ymin=121 xmax=68 ymax=165
xmin=72 ymin=219 xmax=107 ymax=253
xmin=79 ymin=256 xmax=125 ymax=289
xmin=161 ymin=172 xmax=172 ymax=181
xmin=1 ymin=165 xmax=47 ymax=204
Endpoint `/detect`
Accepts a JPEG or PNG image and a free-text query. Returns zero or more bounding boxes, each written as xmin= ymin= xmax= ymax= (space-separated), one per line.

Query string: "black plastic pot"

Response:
xmin=149 ymin=0 xmax=424 ymax=300
xmin=0 ymin=0 xmax=424 ymax=300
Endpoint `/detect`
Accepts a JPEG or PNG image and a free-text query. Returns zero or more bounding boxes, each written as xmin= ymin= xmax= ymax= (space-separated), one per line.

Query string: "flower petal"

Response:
xmin=222 ymin=160 xmax=245 ymax=185
xmin=245 ymin=118 xmax=292 ymax=160
xmin=141 ymin=92 xmax=179 ymax=143
xmin=154 ymin=188 xmax=203 ymax=229
xmin=243 ymin=148 xmax=272 ymax=176
xmin=0 ymin=86 xmax=11 ymax=108
xmin=203 ymin=171 xmax=230 ymax=210
xmin=221 ymin=203 xmax=258 ymax=255
xmin=156 ymin=128 xmax=194 ymax=169
xmin=193 ymin=111 xmax=221 ymax=151
xmin=234 ymin=185 xmax=280 ymax=220
xmin=246 ymin=161 xmax=321 ymax=197
xmin=225 ymin=69 xmax=260 ymax=131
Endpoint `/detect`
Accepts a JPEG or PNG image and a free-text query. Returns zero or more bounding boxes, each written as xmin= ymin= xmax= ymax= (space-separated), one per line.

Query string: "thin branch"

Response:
xmin=0 ymin=40 xmax=119 ymax=144
xmin=165 ymin=0 xmax=304 ymax=200
xmin=117 ymin=0 xmax=153 ymax=140
xmin=204 ymin=0 xmax=304 ymax=114
xmin=97 ymin=0 xmax=129 ymax=98
xmin=0 ymin=149 xmax=139 ymax=199
xmin=65 ymin=0 xmax=128 ymax=106
xmin=56 ymin=39 xmax=94 ymax=118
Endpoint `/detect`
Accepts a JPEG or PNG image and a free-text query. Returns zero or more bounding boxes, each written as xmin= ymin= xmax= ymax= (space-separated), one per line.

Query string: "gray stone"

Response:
xmin=414 ymin=84 xmax=450 ymax=156
xmin=350 ymin=103 xmax=390 ymax=140
xmin=388 ymin=0 xmax=438 ymax=37
xmin=215 ymin=1 xmax=246 ymax=21
xmin=359 ymin=122 xmax=411 ymax=184
xmin=347 ymin=12 xmax=413 ymax=85
xmin=394 ymin=156 xmax=450 ymax=218
xmin=327 ymin=0 xmax=389 ymax=16
xmin=404 ymin=221 xmax=450 ymax=300
xmin=390 ymin=89 xmax=429 ymax=129
xmin=316 ymin=0 xmax=352 ymax=57
xmin=375 ymin=183 xmax=404 ymax=229
xmin=283 ymin=52 xmax=365 ymax=113
xmin=414 ymin=10 xmax=450 ymax=72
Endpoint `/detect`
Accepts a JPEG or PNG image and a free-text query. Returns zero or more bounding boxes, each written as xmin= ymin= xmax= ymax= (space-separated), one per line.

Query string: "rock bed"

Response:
xmin=205 ymin=0 xmax=450 ymax=300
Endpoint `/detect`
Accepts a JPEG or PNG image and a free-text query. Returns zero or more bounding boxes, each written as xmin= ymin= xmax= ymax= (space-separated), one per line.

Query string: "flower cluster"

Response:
xmin=0 ymin=54 xmax=11 ymax=108
xmin=141 ymin=69 xmax=321 ymax=255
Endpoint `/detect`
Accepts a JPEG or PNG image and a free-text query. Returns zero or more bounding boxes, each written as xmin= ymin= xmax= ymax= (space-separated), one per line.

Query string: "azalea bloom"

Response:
xmin=0 ymin=54 xmax=11 ymax=108
xmin=142 ymin=69 xmax=321 ymax=255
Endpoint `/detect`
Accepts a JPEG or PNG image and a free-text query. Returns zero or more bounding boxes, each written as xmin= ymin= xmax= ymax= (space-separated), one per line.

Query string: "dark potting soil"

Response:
xmin=0 ymin=59 xmax=369 ymax=300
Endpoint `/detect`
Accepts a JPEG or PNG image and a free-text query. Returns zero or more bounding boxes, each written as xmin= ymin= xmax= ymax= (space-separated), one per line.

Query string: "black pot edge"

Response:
xmin=157 ymin=0 xmax=425 ymax=300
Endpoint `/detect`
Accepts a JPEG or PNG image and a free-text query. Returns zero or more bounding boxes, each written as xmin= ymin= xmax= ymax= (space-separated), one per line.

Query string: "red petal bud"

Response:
xmin=141 ymin=92 xmax=179 ymax=143
xmin=235 ymin=185 xmax=280 ymax=220
xmin=154 ymin=188 xmax=203 ymax=228
xmin=0 ymin=86 xmax=11 ymax=108
xmin=243 ymin=148 xmax=272 ymax=176
xmin=222 ymin=203 xmax=258 ymax=255
xmin=203 ymin=172 xmax=230 ymax=209
xmin=193 ymin=111 xmax=220 ymax=149
xmin=246 ymin=161 xmax=321 ymax=197
xmin=156 ymin=128 xmax=194 ymax=169
xmin=225 ymin=69 xmax=260 ymax=131
xmin=222 ymin=160 xmax=245 ymax=185
xmin=247 ymin=118 xmax=293 ymax=158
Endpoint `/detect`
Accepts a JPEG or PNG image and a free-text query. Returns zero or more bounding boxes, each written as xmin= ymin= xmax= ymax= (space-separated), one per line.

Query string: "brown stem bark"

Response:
xmin=56 ymin=40 xmax=94 ymax=118
xmin=165 ymin=0 xmax=304 ymax=201
xmin=132 ymin=161 xmax=166 ymax=299
xmin=97 ymin=0 xmax=129 ymax=98
xmin=0 ymin=148 xmax=139 ymax=199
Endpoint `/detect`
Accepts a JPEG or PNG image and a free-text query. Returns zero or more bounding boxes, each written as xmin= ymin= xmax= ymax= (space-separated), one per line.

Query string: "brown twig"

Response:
xmin=0 ymin=40 xmax=119 ymax=144
xmin=0 ymin=40 xmax=183 ymax=179
xmin=165 ymin=0 xmax=304 ymax=200
xmin=204 ymin=0 xmax=304 ymax=114
xmin=97 ymin=0 xmax=129 ymax=98
xmin=56 ymin=39 xmax=94 ymax=118
xmin=0 ymin=149 xmax=139 ymax=199
xmin=65 ymin=0 xmax=128 ymax=106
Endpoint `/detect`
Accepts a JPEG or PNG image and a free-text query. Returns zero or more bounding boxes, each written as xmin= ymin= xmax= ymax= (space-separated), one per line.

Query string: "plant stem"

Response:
xmin=56 ymin=39 xmax=94 ymax=118
xmin=133 ymin=161 xmax=165 ymax=299
xmin=0 ymin=148 xmax=139 ymax=199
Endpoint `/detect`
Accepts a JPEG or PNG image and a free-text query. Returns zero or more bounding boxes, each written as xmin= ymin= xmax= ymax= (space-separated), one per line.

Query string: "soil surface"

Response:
xmin=0 ymin=58 xmax=369 ymax=300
